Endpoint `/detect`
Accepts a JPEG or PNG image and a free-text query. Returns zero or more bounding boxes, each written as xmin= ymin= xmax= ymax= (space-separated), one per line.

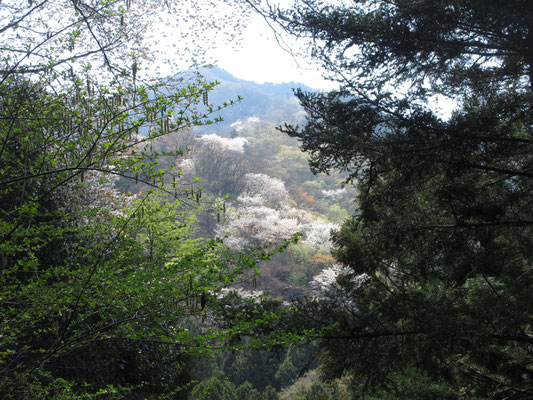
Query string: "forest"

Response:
xmin=1 ymin=0 xmax=532 ymax=399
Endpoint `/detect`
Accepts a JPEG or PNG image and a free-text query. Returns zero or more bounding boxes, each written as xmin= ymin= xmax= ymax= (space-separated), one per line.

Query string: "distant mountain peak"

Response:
xmin=191 ymin=67 xmax=311 ymax=132
xmin=199 ymin=66 xmax=314 ymax=91
xmin=199 ymin=66 xmax=241 ymax=83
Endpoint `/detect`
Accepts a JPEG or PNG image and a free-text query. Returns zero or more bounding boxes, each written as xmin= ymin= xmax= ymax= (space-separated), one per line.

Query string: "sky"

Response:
xmin=207 ymin=2 xmax=457 ymax=117
xmin=151 ymin=0 xmax=454 ymax=116
xmin=209 ymin=6 xmax=336 ymax=91
xmin=145 ymin=0 xmax=335 ymax=91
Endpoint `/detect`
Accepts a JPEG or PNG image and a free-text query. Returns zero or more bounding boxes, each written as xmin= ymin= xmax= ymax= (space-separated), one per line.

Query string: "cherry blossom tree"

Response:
xmin=197 ymin=133 xmax=249 ymax=153
xmin=240 ymin=173 xmax=289 ymax=209
xmin=217 ymin=173 xmax=339 ymax=251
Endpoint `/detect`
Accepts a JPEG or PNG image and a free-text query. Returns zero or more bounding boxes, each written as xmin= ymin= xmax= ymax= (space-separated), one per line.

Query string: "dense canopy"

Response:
xmin=264 ymin=0 xmax=533 ymax=398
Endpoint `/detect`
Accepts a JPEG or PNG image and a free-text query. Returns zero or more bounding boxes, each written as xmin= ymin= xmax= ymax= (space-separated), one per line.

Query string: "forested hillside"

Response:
xmin=126 ymin=67 xmax=357 ymax=298
xmin=196 ymin=66 xmax=312 ymax=127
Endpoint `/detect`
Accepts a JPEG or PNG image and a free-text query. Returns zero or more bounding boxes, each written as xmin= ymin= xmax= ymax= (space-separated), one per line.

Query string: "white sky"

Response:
xmin=210 ymin=11 xmax=336 ymax=91
xmin=144 ymin=0 xmax=336 ymax=91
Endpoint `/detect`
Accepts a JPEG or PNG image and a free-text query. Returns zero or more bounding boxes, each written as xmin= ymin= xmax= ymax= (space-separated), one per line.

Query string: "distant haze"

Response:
xmin=195 ymin=66 xmax=310 ymax=132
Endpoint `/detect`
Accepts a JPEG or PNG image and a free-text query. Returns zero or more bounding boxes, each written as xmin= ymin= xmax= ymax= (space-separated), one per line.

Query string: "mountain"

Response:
xmin=195 ymin=66 xmax=315 ymax=131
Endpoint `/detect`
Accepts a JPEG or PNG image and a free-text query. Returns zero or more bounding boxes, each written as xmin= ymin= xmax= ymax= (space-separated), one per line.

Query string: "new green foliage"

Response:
xmin=0 ymin=1 xmax=262 ymax=397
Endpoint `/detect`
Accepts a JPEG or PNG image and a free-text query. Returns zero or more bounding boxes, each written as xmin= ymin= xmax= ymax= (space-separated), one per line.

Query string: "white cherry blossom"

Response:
xmin=197 ymin=133 xmax=249 ymax=153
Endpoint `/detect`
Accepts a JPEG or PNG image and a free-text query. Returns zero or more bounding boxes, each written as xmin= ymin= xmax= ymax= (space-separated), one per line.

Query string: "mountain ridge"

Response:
xmin=194 ymin=66 xmax=315 ymax=131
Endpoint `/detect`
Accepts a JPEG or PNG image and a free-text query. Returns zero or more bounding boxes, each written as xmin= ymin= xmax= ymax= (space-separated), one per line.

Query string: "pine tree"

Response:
xmin=265 ymin=0 xmax=533 ymax=397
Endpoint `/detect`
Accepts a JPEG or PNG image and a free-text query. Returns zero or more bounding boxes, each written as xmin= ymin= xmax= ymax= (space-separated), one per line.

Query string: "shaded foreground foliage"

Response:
xmin=256 ymin=0 xmax=533 ymax=398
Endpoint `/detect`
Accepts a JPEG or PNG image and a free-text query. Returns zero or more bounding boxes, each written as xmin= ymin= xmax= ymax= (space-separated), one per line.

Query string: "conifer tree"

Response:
xmin=262 ymin=1 xmax=533 ymax=397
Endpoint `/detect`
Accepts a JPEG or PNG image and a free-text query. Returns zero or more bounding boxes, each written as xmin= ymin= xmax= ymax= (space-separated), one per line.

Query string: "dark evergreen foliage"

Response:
xmin=265 ymin=0 xmax=533 ymax=398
